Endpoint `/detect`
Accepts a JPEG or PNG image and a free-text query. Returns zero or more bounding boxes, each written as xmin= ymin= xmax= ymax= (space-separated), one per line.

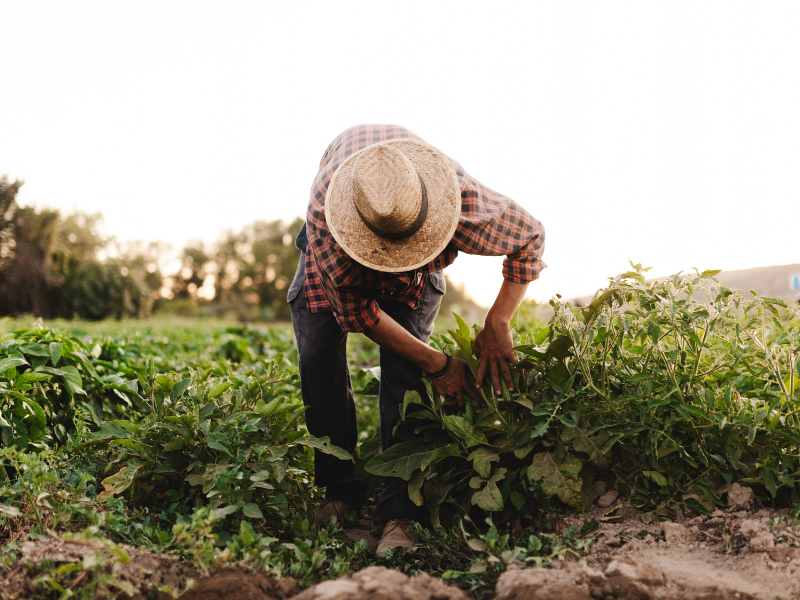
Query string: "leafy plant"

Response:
xmin=366 ymin=267 xmax=800 ymax=523
xmin=83 ymin=360 xmax=349 ymax=522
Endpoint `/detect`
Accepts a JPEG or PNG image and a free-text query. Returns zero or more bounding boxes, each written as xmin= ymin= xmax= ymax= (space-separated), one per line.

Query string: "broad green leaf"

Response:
xmin=19 ymin=342 xmax=50 ymax=357
xmin=425 ymin=443 xmax=462 ymax=469
xmin=562 ymin=428 xmax=612 ymax=470
xmin=212 ymin=505 xmax=239 ymax=518
xmin=17 ymin=372 xmax=51 ymax=384
xmin=408 ymin=470 xmax=425 ymax=506
xmin=513 ymin=396 xmax=533 ymax=410
xmin=0 ymin=504 xmax=21 ymax=517
xmin=527 ymin=452 xmax=583 ymax=507
xmin=467 ymin=448 xmax=500 ymax=479
xmin=699 ymin=269 xmax=721 ymax=278
xmin=401 ymin=390 xmax=427 ymax=420
xmin=171 ymin=378 xmax=192 ymax=402
xmin=296 ymin=435 xmax=352 ymax=460
xmin=100 ymin=470 xmax=134 ymax=497
xmin=48 ymin=342 xmax=63 ymax=366
xmin=86 ymin=421 xmax=132 ymax=441
xmin=242 ymin=503 xmax=264 ymax=519
xmin=643 ymin=470 xmax=668 ymax=487
xmin=365 ymin=439 xmax=436 ymax=480
xmin=762 ymin=297 xmax=787 ymax=308
xmin=21 ymin=398 xmax=46 ymax=433
xmin=60 ymin=365 xmax=85 ymax=395
xmin=454 ymin=312 xmax=471 ymax=339
xmin=206 ymin=432 xmax=231 ymax=455
xmin=470 ymin=468 xmax=507 ymax=511
xmin=581 ymin=289 xmax=618 ymax=325
xmin=208 ymin=381 xmax=232 ymax=399
xmin=0 ymin=357 xmax=28 ymax=372
xmin=546 ymin=336 xmax=573 ymax=360
xmin=163 ymin=438 xmax=185 ymax=451
xmin=443 ymin=415 xmax=489 ymax=447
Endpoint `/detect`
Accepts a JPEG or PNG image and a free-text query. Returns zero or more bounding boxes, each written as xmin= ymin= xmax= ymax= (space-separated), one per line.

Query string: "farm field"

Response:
xmin=2 ymin=268 xmax=800 ymax=599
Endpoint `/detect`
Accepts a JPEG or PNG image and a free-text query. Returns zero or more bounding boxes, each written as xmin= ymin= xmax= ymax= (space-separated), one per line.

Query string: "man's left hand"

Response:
xmin=473 ymin=319 xmax=518 ymax=395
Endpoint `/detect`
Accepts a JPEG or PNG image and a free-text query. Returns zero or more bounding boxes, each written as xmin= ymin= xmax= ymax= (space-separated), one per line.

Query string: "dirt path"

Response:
xmin=3 ymin=498 xmax=800 ymax=599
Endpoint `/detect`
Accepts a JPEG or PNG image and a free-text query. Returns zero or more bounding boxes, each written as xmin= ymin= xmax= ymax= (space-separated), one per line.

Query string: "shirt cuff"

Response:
xmin=332 ymin=300 xmax=383 ymax=333
xmin=502 ymin=256 xmax=547 ymax=284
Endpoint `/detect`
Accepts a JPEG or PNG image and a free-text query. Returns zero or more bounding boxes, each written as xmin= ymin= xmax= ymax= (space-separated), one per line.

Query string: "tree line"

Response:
xmin=0 ymin=176 xmax=479 ymax=322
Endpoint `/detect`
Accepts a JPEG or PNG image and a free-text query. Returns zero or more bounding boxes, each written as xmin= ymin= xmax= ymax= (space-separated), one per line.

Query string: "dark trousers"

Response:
xmin=288 ymin=251 xmax=444 ymax=522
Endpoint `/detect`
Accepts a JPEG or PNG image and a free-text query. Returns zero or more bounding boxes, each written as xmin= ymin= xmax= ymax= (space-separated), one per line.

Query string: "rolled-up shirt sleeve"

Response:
xmin=501 ymin=204 xmax=546 ymax=283
xmin=450 ymin=162 xmax=547 ymax=284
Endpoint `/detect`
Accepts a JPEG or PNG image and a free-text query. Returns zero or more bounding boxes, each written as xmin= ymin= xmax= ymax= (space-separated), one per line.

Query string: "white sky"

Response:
xmin=1 ymin=1 xmax=798 ymax=306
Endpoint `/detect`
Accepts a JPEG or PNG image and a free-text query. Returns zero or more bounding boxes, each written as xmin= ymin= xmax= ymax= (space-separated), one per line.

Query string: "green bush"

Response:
xmin=367 ymin=268 xmax=800 ymax=523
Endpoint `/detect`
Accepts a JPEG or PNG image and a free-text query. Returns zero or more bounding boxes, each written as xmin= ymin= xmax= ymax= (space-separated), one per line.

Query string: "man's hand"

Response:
xmin=364 ymin=314 xmax=480 ymax=406
xmin=474 ymin=321 xmax=517 ymax=395
xmin=430 ymin=357 xmax=481 ymax=407
xmin=475 ymin=280 xmax=530 ymax=395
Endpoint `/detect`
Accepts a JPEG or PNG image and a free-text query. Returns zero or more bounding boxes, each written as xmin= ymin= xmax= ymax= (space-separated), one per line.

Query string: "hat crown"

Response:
xmin=351 ymin=145 xmax=423 ymax=236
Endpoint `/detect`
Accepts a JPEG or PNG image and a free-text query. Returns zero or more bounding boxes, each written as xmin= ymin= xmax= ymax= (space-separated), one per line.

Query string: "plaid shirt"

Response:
xmin=303 ymin=125 xmax=546 ymax=333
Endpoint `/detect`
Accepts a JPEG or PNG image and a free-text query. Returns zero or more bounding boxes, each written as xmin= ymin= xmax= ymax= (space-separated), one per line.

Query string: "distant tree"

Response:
xmin=172 ymin=242 xmax=211 ymax=299
xmin=0 ymin=198 xmax=65 ymax=317
xmin=0 ymin=175 xmax=22 ymax=271
xmin=205 ymin=218 xmax=303 ymax=320
xmin=0 ymin=176 xmax=164 ymax=320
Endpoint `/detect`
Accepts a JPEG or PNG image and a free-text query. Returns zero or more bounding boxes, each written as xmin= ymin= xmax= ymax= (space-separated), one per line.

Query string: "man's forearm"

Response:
xmin=486 ymin=280 xmax=529 ymax=327
xmin=363 ymin=313 xmax=447 ymax=374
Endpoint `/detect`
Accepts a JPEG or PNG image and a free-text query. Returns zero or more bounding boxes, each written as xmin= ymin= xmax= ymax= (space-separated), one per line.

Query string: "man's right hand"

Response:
xmin=363 ymin=314 xmax=481 ymax=407
xmin=430 ymin=356 xmax=481 ymax=407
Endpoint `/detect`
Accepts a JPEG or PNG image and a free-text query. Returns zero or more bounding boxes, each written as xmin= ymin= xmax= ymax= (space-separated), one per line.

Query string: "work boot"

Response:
xmin=376 ymin=518 xmax=419 ymax=557
xmin=314 ymin=498 xmax=355 ymax=524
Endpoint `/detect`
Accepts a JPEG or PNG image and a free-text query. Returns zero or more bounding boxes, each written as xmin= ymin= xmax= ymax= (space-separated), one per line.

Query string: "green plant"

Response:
xmin=366 ymin=266 xmax=800 ymax=524
xmin=82 ymin=360 xmax=349 ymax=523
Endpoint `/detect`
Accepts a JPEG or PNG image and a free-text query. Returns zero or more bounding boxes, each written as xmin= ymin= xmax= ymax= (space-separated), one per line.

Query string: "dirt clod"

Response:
xmin=660 ymin=522 xmax=687 ymax=544
xmin=597 ymin=491 xmax=619 ymax=508
xmin=293 ymin=566 xmax=467 ymax=600
xmin=180 ymin=567 xmax=289 ymax=600
xmin=737 ymin=520 xmax=775 ymax=549
xmin=604 ymin=558 xmax=664 ymax=587
xmin=727 ymin=483 xmax=756 ymax=510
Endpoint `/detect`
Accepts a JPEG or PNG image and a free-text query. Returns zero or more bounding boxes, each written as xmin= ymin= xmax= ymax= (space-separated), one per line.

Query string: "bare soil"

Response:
xmin=3 ymin=496 xmax=800 ymax=600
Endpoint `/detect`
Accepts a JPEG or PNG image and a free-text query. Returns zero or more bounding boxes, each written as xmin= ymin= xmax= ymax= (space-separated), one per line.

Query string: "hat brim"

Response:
xmin=325 ymin=139 xmax=461 ymax=273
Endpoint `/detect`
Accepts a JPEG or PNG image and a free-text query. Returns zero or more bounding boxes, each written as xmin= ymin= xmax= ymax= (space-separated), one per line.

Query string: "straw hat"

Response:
xmin=325 ymin=139 xmax=461 ymax=272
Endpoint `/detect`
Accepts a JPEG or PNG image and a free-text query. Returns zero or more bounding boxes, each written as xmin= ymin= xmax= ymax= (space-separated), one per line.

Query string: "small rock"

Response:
xmin=495 ymin=563 xmax=594 ymax=600
xmin=593 ymin=480 xmax=608 ymax=496
xmin=596 ymin=490 xmax=619 ymax=508
xmin=711 ymin=509 xmax=724 ymax=518
xmin=661 ymin=521 xmax=688 ymax=543
xmin=605 ymin=557 xmax=665 ymax=587
xmin=300 ymin=579 xmax=360 ymax=600
xmin=296 ymin=566 xmax=469 ymax=600
xmin=706 ymin=517 xmax=724 ymax=525
xmin=274 ymin=578 xmax=298 ymax=597
xmin=738 ymin=519 xmax=768 ymax=538
xmin=769 ymin=545 xmax=800 ymax=563
xmin=737 ymin=520 xmax=775 ymax=550
xmin=727 ymin=482 xmax=756 ymax=510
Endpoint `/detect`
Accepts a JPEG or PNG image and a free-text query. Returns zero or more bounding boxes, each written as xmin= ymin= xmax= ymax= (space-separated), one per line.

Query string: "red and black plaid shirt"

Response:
xmin=304 ymin=124 xmax=546 ymax=333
